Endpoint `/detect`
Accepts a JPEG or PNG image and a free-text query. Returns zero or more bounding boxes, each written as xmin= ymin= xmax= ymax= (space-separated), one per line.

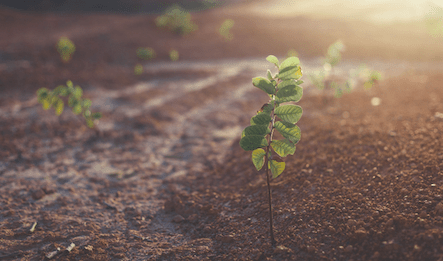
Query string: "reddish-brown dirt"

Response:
xmin=1 ymin=1 xmax=443 ymax=260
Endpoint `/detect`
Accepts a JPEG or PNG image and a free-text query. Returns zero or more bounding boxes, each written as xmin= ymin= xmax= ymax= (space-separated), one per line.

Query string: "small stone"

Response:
xmin=172 ymin=215 xmax=185 ymax=223
xmin=218 ymin=234 xmax=235 ymax=243
xmin=435 ymin=202 xmax=443 ymax=215
xmin=344 ymin=245 xmax=353 ymax=253
xmin=355 ymin=228 xmax=367 ymax=239
xmin=31 ymin=189 xmax=45 ymax=200
xmin=419 ymin=210 xmax=427 ymax=219
xmin=274 ymin=245 xmax=292 ymax=253
xmin=347 ymin=219 xmax=357 ymax=227
xmin=187 ymin=214 xmax=199 ymax=224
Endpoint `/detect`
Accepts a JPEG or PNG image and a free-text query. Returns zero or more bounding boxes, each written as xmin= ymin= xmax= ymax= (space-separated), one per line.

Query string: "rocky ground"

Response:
xmin=1 ymin=1 xmax=443 ymax=260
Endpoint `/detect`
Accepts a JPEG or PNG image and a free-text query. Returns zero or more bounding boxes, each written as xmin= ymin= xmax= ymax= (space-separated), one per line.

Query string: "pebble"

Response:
xmin=435 ymin=202 xmax=443 ymax=215
xmin=218 ymin=234 xmax=235 ymax=243
xmin=172 ymin=215 xmax=185 ymax=223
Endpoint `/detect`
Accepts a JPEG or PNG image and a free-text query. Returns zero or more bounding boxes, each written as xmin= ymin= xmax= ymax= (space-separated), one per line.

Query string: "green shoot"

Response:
xmin=37 ymin=80 xmax=102 ymax=128
xmin=134 ymin=64 xmax=143 ymax=75
xmin=169 ymin=49 xmax=179 ymax=61
xmin=136 ymin=47 xmax=156 ymax=60
xmin=155 ymin=4 xmax=198 ymax=35
xmin=219 ymin=19 xmax=234 ymax=41
xmin=240 ymin=55 xmax=303 ymax=246
xmin=56 ymin=37 xmax=75 ymax=63
xmin=309 ymin=41 xmax=382 ymax=98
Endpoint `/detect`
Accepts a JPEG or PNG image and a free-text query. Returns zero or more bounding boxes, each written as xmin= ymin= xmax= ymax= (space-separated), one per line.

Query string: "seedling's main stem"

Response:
xmin=265 ymin=87 xmax=278 ymax=247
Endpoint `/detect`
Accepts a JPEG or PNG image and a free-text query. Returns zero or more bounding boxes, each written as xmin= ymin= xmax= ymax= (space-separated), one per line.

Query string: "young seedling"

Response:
xmin=169 ymin=49 xmax=179 ymax=61
xmin=219 ymin=19 xmax=234 ymax=41
xmin=136 ymin=47 xmax=156 ymax=60
xmin=155 ymin=4 xmax=198 ymax=35
xmin=134 ymin=64 xmax=143 ymax=75
xmin=56 ymin=37 xmax=75 ymax=63
xmin=240 ymin=55 xmax=303 ymax=246
xmin=309 ymin=41 xmax=382 ymax=98
xmin=37 ymin=80 xmax=102 ymax=128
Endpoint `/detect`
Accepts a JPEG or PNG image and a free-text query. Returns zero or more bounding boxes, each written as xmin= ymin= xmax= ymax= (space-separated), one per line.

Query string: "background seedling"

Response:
xmin=56 ymin=37 xmax=75 ymax=63
xmin=155 ymin=4 xmax=198 ymax=35
xmin=425 ymin=2 xmax=443 ymax=38
xmin=134 ymin=64 xmax=143 ymax=75
xmin=37 ymin=80 xmax=102 ymax=128
xmin=309 ymin=41 xmax=382 ymax=98
xmin=240 ymin=55 xmax=303 ymax=246
xmin=169 ymin=49 xmax=179 ymax=61
xmin=136 ymin=47 xmax=156 ymax=60
xmin=219 ymin=19 xmax=234 ymax=41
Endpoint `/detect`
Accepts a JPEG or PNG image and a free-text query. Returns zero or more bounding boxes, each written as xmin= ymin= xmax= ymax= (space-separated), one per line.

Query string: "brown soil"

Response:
xmin=1 ymin=1 xmax=443 ymax=260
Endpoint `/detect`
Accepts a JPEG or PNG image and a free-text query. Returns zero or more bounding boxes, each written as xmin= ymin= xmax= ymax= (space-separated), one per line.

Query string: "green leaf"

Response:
xmin=239 ymin=135 xmax=268 ymax=151
xmin=274 ymin=105 xmax=303 ymax=124
xmin=252 ymin=148 xmax=266 ymax=171
xmin=267 ymin=70 xmax=273 ymax=81
xmin=266 ymin=55 xmax=279 ymax=67
xmin=271 ymin=139 xmax=296 ymax=157
xmin=278 ymin=57 xmax=302 ymax=80
xmin=269 ymin=159 xmax=285 ymax=178
xmin=92 ymin=112 xmax=102 ymax=120
xmin=66 ymin=80 xmax=73 ymax=89
xmin=84 ymin=110 xmax=91 ymax=118
xmin=86 ymin=119 xmax=94 ymax=128
xmin=243 ymin=125 xmax=271 ymax=136
xmin=252 ymin=77 xmax=276 ymax=95
xmin=262 ymin=101 xmax=274 ymax=114
xmin=295 ymin=80 xmax=304 ymax=85
xmin=50 ymin=95 xmax=59 ymax=106
xmin=73 ymin=86 xmax=83 ymax=99
xmin=59 ymin=86 xmax=69 ymax=97
xmin=276 ymin=80 xmax=303 ymax=103
xmin=73 ymin=104 xmax=82 ymax=115
xmin=55 ymin=99 xmax=64 ymax=115
xmin=82 ymin=99 xmax=92 ymax=109
xmin=274 ymin=121 xmax=301 ymax=143
xmin=280 ymin=56 xmax=300 ymax=68
xmin=68 ymin=96 xmax=78 ymax=107
xmin=37 ymin=88 xmax=49 ymax=103
xmin=42 ymin=99 xmax=51 ymax=110
xmin=251 ymin=112 xmax=272 ymax=125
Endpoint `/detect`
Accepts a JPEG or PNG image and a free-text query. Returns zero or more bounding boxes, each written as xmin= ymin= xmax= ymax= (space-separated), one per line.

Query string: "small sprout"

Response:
xmin=325 ymin=40 xmax=345 ymax=67
xmin=37 ymin=81 xmax=102 ymax=128
xmin=219 ymin=19 xmax=234 ymax=41
xmin=136 ymin=47 xmax=156 ymax=60
xmin=169 ymin=49 xmax=179 ymax=61
xmin=30 ymin=222 xmax=37 ymax=233
xmin=134 ymin=64 xmax=143 ymax=75
xmin=240 ymin=55 xmax=303 ymax=246
xmin=155 ymin=4 xmax=198 ymax=35
xmin=56 ymin=37 xmax=75 ymax=63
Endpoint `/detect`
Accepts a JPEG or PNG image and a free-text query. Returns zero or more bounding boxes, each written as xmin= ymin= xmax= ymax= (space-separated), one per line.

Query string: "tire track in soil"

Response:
xmin=0 ymin=58 xmax=439 ymax=260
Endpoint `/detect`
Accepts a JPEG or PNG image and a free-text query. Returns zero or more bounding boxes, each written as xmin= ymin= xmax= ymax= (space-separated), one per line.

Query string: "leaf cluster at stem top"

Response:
xmin=37 ymin=80 xmax=102 ymax=128
xmin=240 ymin=55 xmax=304 ymax=178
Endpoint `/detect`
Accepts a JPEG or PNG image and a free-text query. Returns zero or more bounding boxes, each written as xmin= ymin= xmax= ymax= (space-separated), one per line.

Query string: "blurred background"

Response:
xmin=1 ymin=0 xmax=443 ymax=99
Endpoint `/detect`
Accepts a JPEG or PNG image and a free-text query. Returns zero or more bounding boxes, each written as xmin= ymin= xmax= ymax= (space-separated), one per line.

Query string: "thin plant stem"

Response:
xmin=265 ymin=79 xmax=279 ymax=247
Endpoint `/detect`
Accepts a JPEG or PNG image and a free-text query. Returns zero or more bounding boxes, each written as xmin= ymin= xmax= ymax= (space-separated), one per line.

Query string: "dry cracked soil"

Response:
xmin=1 ymin=0 xmax=443 ymax=260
